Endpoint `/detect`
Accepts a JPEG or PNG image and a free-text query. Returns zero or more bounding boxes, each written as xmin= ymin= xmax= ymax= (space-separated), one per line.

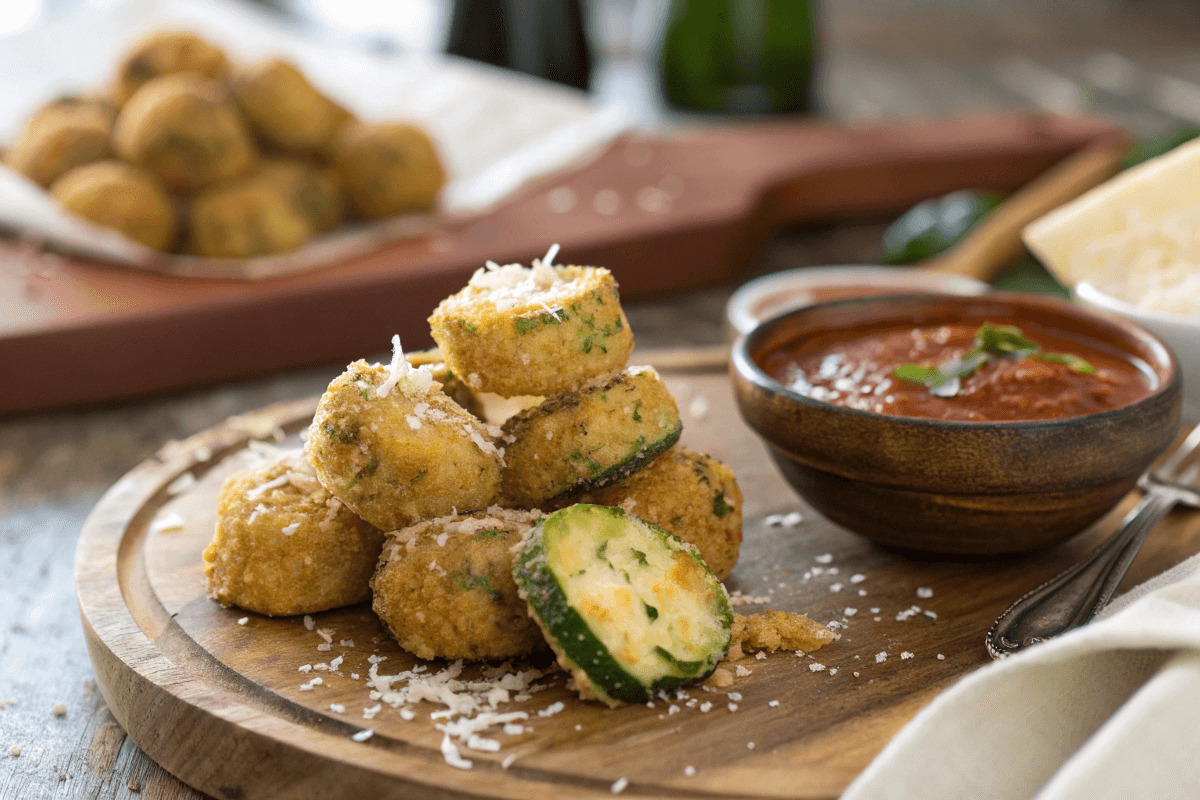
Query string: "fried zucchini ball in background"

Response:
xmin=429 ymin=256 xmax=634 ymax=398
xmin=113 ymin=74 xmax=257 ymax=192
xmin=233 ymin=59 xmax=352 ymax=155
xmin=577 ymin=447 xmax=743 ymax=580
xmin=203 ymin=453 xmax=385 ymax=616
xmin=258 ymin=157 xmax=344 ymax=234
xmin=371 ymin=508 xmax=546 ymax=661
xmin=500 ymin=366 xmax=681 ymax=508
xmin=187 ymin=170 xmax=313 ymax=258
xmin=51 ymin=160 xmax=177 ymax=251
xmin=306 ymin=343 xmax=504 ymax=532
xmin=111 ymin=30 xmax=230 ymax=107
xmin=5 ymin=98 xmax=115 ymax=187
xmin=331 ymin=120 xmax=445 ymax=219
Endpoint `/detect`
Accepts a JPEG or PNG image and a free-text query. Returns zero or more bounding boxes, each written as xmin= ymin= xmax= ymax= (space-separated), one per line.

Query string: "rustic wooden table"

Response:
xmin=5 ymin=1 xmax=1200 ymax=797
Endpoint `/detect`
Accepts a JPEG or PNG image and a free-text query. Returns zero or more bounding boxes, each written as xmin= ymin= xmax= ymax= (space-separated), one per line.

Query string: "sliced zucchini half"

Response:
xmin=499 ymin=366 xmax=682 ymax=508
xmin=513 ymin=504 xmax=733 ymax=706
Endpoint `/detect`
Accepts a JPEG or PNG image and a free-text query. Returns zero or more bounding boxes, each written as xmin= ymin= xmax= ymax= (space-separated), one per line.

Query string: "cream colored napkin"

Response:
xmin=842 ymin=552 xmax=1200 ymax=800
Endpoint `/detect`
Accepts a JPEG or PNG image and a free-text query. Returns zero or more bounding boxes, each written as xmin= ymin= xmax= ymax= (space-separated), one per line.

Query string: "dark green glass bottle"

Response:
xmin=661 ymin=0 xmax=817 ymax=114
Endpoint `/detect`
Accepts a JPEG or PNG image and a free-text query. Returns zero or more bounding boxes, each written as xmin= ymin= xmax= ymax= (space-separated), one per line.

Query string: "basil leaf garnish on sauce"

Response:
xmin=893 ymin=323 xmax=1095 ymax=398
xmin=1035 ymin=352 xmax=1096 ymax=374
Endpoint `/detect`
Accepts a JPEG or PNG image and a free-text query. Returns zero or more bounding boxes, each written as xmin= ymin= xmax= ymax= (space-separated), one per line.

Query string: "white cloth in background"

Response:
xmin=0 ymin=0 xmax=630 ymax=278
xmin=842 ymin=552 xmax=1200 ymax=800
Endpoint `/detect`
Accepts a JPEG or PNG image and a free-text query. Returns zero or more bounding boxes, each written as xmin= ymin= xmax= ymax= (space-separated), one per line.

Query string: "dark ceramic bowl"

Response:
xmin=731 ymin=293 xmax=1182 ymax=555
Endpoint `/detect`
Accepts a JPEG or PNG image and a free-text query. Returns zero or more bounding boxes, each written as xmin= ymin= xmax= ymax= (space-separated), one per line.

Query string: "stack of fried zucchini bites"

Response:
xmin=204 ymin=250 xmax=746 ymax=704
xmin=4 ymin=30 xmax=445 ymax=257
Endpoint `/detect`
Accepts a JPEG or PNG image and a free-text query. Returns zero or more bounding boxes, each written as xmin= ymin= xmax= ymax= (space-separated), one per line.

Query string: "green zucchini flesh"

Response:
xmin=513 ymin=504 xmax=732 ymax=705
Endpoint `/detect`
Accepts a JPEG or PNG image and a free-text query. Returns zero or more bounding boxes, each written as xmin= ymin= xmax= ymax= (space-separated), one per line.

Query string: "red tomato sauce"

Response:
xmin=763 ymin=322 xmax=1154 ymax=422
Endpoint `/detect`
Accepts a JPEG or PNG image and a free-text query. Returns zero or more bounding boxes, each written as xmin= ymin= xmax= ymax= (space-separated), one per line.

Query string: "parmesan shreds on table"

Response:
xmin=363 ymin=658 xmax=553 ymax=768
xmin=1069 ymin=206 xmax=1200 ymax=316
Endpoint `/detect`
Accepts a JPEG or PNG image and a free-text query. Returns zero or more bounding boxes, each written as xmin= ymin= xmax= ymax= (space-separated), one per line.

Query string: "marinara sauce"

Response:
xmin=763 ymin=321 xmax=1154 ymax=422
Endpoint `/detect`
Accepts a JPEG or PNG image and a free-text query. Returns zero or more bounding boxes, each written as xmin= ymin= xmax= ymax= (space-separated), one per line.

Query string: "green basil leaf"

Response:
xmin=894 ymin=364 xmax=944 ymax=385
xmin=1037 ymin=352 xmax=1096 ymax=374
xmin=938 ymin=350 xmax=989 ymax=380
xmin=975 ymin=323 xmax=1039 ymax=355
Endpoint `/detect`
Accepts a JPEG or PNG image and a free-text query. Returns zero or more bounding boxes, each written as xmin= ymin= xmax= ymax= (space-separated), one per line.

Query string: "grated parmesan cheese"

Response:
xmin=375 ymin=336 xmax=435 ymax=400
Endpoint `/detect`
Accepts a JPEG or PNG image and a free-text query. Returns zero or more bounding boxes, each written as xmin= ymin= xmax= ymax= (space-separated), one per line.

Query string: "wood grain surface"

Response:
xmin=75 ymin=369 xmax=1200 ymax=800
xmin=1 ymin=113 xmax=1121 ymax=416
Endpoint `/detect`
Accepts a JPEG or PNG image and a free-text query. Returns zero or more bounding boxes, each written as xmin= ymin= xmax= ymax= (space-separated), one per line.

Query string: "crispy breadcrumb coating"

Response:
xmin=113 ymin=74 xmax=257 ymax=192
xmin=111 ymin=30 xmax=230 ymax=107
xmin=429 ymin=259 xmax=634 ymax=398
xmin=725 ymin=610 xmax=839 ymax=661
xmin=371 ymin=508 xmax=546 ymax=660
xmin=306 ymin=356 xmax=503 ymax=531
xmin=500 ymin=366 xmax=680 ymax=508
xmin=577 ymin=447 xmax=742 ymax=580
xmin=203 ymin=454 xmax=385 ymax=616
xmin=51 ymin=160 xmax=177 ymax=251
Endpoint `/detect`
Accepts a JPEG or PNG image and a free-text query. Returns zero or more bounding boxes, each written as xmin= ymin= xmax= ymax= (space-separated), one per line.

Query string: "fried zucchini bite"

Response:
xmin=51 ymin=160 xmax=178 ymax=251
xmin=233 ymin=58 xmax=352 ymax=155
xmin=306 ymin=341 xmax=504 ymax=532
xmin=578 ymin=447 xmax=742 ymax=580
xmin=203 ymin=453 xmax=385 ymax=616
xmin=111 ymin=30 xmax=230 ymax=107
xmin=331 ymin=120 xmax=445 ymax=218
xmin=371 ymin=508 xmax=546 ymax=661
xmin=187 ymin=169 xmax=314 ymax=258
xmin=513 ymin=504 xmax=733 ymax=706
xmin=113 ymin=74 xmax=257 ymax=192
xmin=500 ymin=366 xmax=681 ymax=508
xmin=5 ymin=98 xmax=115 ymax=187
xmin=258 ymin=157 xmax=344 ymax=234
xmin=429 ymin=256 xmax=634 ymax=398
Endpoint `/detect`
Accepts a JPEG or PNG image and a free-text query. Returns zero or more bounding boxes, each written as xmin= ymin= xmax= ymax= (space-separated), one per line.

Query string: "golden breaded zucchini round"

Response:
xmin=512 ymin=504 xmax=733 ymax=706
xmin=578 ymin=447 xmax=742 ymax=580
xmin=500 ymin=366 xmax=681 ymax=508
xmin=306 ymin=342 xmax=503 ymax=531
xmin=371 ymin=508 xmax=546 ymax=661
xmin=233 ymin=58 xmax=352 ymax=155
xmin=332 ymin=120 xmax=445 ymax=218
xmin=257 ymin=157 xmax=344 ymax=234
xmin=51 ymin=160 xmax=178 ymax=251
xmin=203 ymin=453 xmax=385 ymax=616
xmin=5 ymin=98 xmax=114 ymax=187
xmin=111 ymin=30 xmax=230 ymax=107
xmin=187 ymin=169 xmax=314 ymax=258
xmin=429 ymin=257 xmax=634 ymax=398
xmin=113 ymin=74 xmax=257 ymax=192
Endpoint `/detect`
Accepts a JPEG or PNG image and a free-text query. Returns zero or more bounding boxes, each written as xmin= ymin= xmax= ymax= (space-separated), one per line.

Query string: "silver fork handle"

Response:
xmin=986 ymin=488 xmax=1179 ymax=659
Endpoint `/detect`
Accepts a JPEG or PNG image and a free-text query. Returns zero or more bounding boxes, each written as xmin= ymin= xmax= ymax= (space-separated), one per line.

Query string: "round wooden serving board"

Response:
xmin=76 ymin=368 xmax=1200 ymax=800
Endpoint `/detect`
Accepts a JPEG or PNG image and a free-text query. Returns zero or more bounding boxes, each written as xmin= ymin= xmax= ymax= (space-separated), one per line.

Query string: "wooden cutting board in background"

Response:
xmin=2 ymin=114 xmax=1121 ymax=415
xmin=77 ymin=368 xmax=1200 ymax=800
